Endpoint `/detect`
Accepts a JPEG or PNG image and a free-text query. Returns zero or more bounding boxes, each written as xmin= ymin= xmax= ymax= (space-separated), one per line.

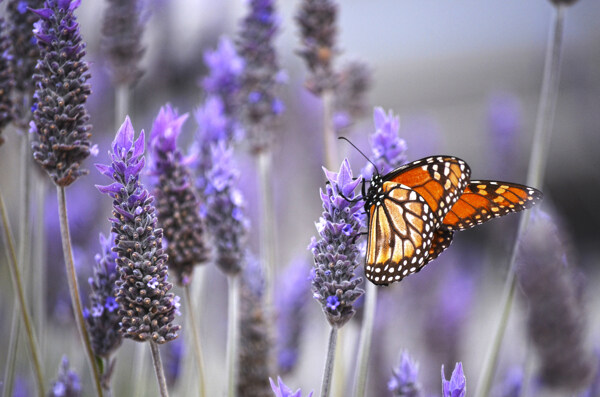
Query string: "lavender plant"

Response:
xmin=275 ymin=259 xmax=311 ymax=375
xmin=97 ymin=116 xmax=181 ymax=344
xmin=442 ymin=363 xmax=466 ymax=397
xmin=149 ymin=104 xmax=209 ymax=285
xmin=270 ymin=377 xmax=314 ymax=397
xmin=236 ymin=0 xmax=285 ymax=151
xmin=101 ymin=0 xmax=144 ymax=86
xmin=48 ymin=356 xmax=82 ymax=397
xmin=388 ymin=351 xmax=421 ymax=397
xmin=30 ymin=0 xmax=92 ymax=187
xmin=6 ymin=0 xmax=43 ymax=123
xmin=0 ymin=9 xmax=14 ymax=145
xmin=332 ymin=61 xmax=371 ymax=134
xmin=84 ymin=233 xmax=122 ymax=360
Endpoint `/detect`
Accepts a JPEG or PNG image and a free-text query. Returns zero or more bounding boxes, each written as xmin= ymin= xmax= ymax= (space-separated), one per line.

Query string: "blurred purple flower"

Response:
xmin=388 ymin=351 xmax=421 ymax=397
xmin=163 ymin=337 xmax=185 ymax=388
xmin=487 ymin=93 xmax=521 ymax=178
xmin=270 ymin=376 xmax=314 ymax=397
xmin=276 ymin=258 xmax=311 ymax=374
xmin=442 ymin=362 xmax=466 ymax=397
xmin=495 ymin=367 xmax=523 ymax=397
xmin=48 ymin=356 xmax=81 ymax=397
xmin=237 ymin=0 xmax=285 ymax=151
xmin=333 ymin=60 xmax=371 ymax=134
xmin=362 ymin=107 xmax=407 ymax=178
xmin=0 ymin=14 xmax=14 ymax=144
xmin=310 ymin=158 xmax=364 ymax=328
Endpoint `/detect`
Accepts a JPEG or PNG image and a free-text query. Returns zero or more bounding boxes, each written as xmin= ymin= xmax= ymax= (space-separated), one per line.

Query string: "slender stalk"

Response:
xmin=257 ymin=149 xmax=275 ymax=311
xmin=322 ymin=90 xmax=338 ymax=171
xmin=184 ymin=283 xmax=207 ymax=397
xmin=149 ymin=342 xmax=170 ymax=397
xmin=473 ymin=6 xmax=565 ymax=397
xmin=115 ymin=84 xmax=130 ymax=128
xmin=320 ymin=326 xmax=339 ymax=397
xmin=226 ymin=275 xmax=240 ymax=397
xmin=34 ymin=176 xmax=47 ymax=350
xmin=2 ymin=303 xmax=21 ymax=397
xmin=56 ymin=186 xmax=104 ymax=397
xmin=132 ymin=342 xmax=148 ymax=397
xmin=352 ymin=283 xmax=378 ymax=397
xmin=332 ymin=329 xmax=345 ymax=397
xmin=0 ymin=192 xmax=44 ymax=397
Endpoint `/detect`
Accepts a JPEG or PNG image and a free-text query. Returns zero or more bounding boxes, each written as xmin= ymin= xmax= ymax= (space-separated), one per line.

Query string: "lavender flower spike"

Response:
xmin=362 ymin=107 xmax=407 ymax=179
xmin=30 ymin=0 xmax=92 ymax=186
xmin=442 ymin=362 xmax=466 ymax=397
xmin=388 ymin=351 xmax=421 ymax=397
xmin=85 ymin=232 xmax=122 ymax=358
xmin=48 ymin=356 xmax=82 ymax=397
xmin=96 ymin=117 xmax=180 ymax=344
xmin=0 ymin=12 xmax=15 ymax=144
xmin=310 ymin=158 xmax=364 ymax=328
xmin=149 ymin=104 xmax=209 ymax=285
xmin=270 ymin=377 xmax=314 ymax=397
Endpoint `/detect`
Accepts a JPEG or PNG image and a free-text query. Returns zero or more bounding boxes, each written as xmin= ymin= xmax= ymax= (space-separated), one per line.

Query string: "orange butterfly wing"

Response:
xmin=365 ymin=183 xmax=437 ymax=285
xmin=442 ymin=180 xmax=543 ymax=231
xmin=386 ymin=156 xmax=471 ymax=225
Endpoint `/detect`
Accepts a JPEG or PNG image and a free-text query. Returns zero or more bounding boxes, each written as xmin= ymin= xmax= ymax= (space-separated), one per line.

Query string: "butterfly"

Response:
xmin=363 ymin=155 xmax=543 ymax=285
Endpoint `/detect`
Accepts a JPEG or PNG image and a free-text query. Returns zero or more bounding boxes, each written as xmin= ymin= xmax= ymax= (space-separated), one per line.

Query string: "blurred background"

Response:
xmin=1 ymin=0 xmax=600 ymax=395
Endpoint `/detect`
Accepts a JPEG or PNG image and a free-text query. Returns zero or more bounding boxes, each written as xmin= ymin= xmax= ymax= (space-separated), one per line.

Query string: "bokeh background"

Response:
xmin=1 ymin=0 xmax=600 ymax=395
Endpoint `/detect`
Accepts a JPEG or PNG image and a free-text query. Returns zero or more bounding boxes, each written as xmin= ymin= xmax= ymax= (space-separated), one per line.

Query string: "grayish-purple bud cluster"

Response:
xmin=30 ymin=0 xmax=92 ymax=187
xmin=101 ymin=0 xmax=145 ymax=86
xmin=0 ymin=13 xmax=14 ymax=144
xmin=48 ymin=356 xmax=81 ymax=397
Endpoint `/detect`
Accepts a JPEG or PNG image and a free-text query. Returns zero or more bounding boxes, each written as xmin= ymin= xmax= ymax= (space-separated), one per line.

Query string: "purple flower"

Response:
xmin=203 ymin=141 xmax=249 ymax=275
xmin=275 ymin=259 xmax=311 ymax=374
xmin=163 ymin=337 xmax=185 ymax=388
xmin=388 ymin=351 xmax=421 ymax=396
xmin=48 ymin=356 xmax=81 ymax=397
xmin=203 ymin=36 xmax=244 ymax=122
xmin=101 ymin=0 xmax=145 ymax=85
xmin=333 ymin=61 xmax=371 ymax=134
xmin=237 ymin=0 xmax=285 ymax=151
xmin=269 ymin=376 xmax=314 ymax=397
xmin=149 ymin=104 xmax=209 ymax=285
xmin=487 ymin=93 xmax=521 ymax=178
xmin=85 ymin=232 xmax=122 ymax=358
xmin=442 ymin=362 xmax=466 ymax=397
xmin=310 ymin=159 xmax=364 ymax=328
xmin=96 ymin=117 xmax=180 ymax=344
xmin=0 ymin=14 xmax=14 ymax=145
xmin=362 ymin=107 xmax=407 ymax=178
xmin=30 ymin=0 xmax=92 ymax=186
xmin=496 ymin=367 xmax=523 ymax=397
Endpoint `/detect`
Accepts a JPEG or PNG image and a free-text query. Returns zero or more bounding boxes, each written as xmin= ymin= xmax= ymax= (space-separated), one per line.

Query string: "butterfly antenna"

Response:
xmin=338 ymin=136 xmax=380 ymax=175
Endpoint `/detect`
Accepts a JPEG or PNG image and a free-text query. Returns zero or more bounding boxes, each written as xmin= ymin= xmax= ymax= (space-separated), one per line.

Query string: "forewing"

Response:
xmin=426 ymin=228 xmax=454 ymax=263
xmin=442 ymin=180 xmax=543 ymax=231
xmin=365 ymin=183 xmax=437 ymax=285
xmin=385 ymin=156 xmax=471 ymax=224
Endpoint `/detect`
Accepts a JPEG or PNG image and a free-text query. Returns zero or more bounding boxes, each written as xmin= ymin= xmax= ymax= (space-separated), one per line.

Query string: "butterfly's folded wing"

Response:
xmin=442 ymin=180 xmax=543 ymax=231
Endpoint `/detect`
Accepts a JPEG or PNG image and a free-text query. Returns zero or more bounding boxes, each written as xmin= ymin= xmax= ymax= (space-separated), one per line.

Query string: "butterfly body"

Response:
xmin=363 ymin=155 xmax=542 ymax=286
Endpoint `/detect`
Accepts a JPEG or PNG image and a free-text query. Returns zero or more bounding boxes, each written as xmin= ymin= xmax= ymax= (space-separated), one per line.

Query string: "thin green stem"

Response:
xmin=34 ymin=176 xmax=47 ymax=350
xmin=115 ymin=84 xmax=130 ymax=130
xmin=132 ymin=342 xmax=148 ymax=397
xmin=149 ymin=342 xmax=170 ymax=397
xmin=257 ymin=150 xmax=275 ymax=312
xmin=322 ymin=90 xmax=338 ymax=171
xmin=473 ymin=6 xmax=565 ymax=397
xmin=320 ymin=326 xmax=339 ymax=397
xmin=2 ymin=303 xmax=21 ymax=397
xmin=352 ymin=283 xmax=378 ymax=397
xmin=56 ymin=186 xmax=104 ymax=397
xmin=0 ymin=192 xmax=44 ymax=397
xmin=226 ymin=275 xmax=240 ymax=397
xmin=184 ymin=283 xmax=207 ymax=397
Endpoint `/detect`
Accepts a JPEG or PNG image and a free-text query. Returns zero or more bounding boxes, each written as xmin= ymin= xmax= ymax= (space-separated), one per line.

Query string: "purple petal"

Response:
xmin=373 ymin=107 xmax=386 ymax=129
xmin=133 ymin=129 xmax=145 ymax=158
xmin=69 ymin=0 xmax=81 ymax=11
xmin=114 ymin=117 xmax=134 ymax=154
xmin=29 ymin=7 xmax=53 ymax=19
xmin=96 ymin=182 xmax=122 ymax=195
xmin=95 ymin=163 xmax=113 ymax=178
xmin=57 ymin=0 xmax=71 ymax=10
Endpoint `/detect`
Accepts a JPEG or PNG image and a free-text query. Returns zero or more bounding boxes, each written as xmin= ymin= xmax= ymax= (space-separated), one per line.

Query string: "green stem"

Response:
xmin=226 ymin=275 xmax=240 ymax=397
xmin=132 ymin=342 xmax=148 ymax=397
xmin=115 ymin=84 xmax=130 ymax=129
xmin=257 ymin=150 xmax=275 ymax=312
xmin=352 ymin=283 xmax=378 ymax=397
xmin=34 ymin=176 xmax=47 ymax=350
xmin=2 ymin=303 xmax=21 ymax=397
xmin=322 ymin=90 xmax=338 ymax=171
xmin=56 ymin=186 xmax=104 ymax=397
xmin=0 ymin=192 xmax=44 ymax=397
xmin=320 ymin=326 xmax=339 ymax=397
xmin=184 ymin=283 xmax=207 ymax=397
xmin=149 ymin=342 xmax=170 ymax=397
xmin=473 ymin=6 xmax=565 ymax=397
